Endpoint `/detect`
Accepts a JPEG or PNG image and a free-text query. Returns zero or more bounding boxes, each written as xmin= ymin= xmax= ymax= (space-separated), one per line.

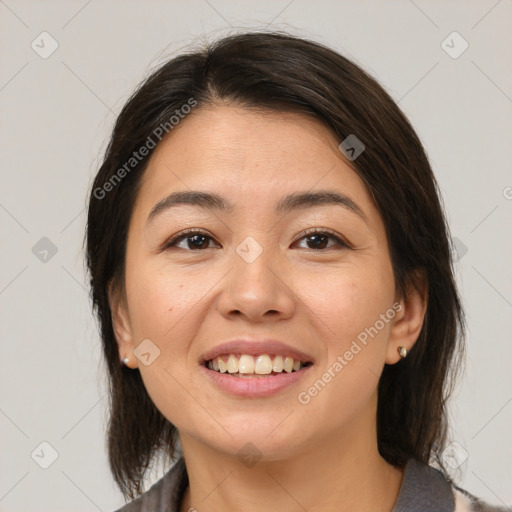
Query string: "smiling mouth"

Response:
xmin=203 ymin=354 xmax=313 ymax=377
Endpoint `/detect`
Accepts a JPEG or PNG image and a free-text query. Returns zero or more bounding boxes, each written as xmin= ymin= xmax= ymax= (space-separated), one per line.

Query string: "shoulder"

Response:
xmin=113 ymin=457 xmax=188 ymax=512
xmin=451 ymin=484 xmax=510 ymax=512
xmin=393 ymin=458 xmax=510 ymax=512
xmin=111 ymin=456 xmax=510 ymax=512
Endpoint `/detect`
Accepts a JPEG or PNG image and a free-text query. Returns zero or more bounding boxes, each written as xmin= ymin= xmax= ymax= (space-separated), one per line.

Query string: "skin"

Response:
xmin=110 ymin=105 xmax=428 ymax=512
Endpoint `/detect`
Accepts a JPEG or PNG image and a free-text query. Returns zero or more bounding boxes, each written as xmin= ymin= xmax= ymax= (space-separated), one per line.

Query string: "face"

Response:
xmin=111 ymin=104 xmax=424 ymax=460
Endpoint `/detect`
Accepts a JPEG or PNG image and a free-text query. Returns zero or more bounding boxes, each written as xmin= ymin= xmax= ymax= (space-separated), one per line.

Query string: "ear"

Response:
xmin=108 ymin=281 xmax=138 ymax=369
xmin=385 ymin=269 xmax=428 ymax=364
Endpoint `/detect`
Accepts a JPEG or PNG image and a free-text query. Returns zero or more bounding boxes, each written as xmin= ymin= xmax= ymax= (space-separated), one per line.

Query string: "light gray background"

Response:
xmin=1 ymin=1 xmax=511 ymax=511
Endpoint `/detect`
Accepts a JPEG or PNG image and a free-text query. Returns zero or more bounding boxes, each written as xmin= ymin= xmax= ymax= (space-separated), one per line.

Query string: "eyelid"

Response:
xmin=161 ymin=228 xmax=217 ymax=250
xmin=292 ymin=227 xmax=351 ymax=249
xmin=161 ymin=227 xmax=351 ymax=251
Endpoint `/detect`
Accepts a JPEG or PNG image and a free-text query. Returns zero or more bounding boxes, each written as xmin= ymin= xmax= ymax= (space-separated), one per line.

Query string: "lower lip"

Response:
xmin=199 ymin=364 xmax=312 ymax=398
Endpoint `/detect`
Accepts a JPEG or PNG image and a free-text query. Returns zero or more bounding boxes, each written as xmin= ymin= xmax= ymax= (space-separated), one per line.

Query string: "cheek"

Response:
xmin=125 ymin=263 xmax=202 ymax=340
xmin=299 ymin=266 xmax=395 ymax=402
xmin=125 ymin=266 xmax=203 ymax=425
xmin=294 ymin=273 xmax=395 ymax=437
xmin=304 ymin=267 xmax=394 ymax=342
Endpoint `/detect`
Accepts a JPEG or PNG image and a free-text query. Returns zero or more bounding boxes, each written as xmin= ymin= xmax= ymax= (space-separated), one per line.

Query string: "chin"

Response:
xmin=203 ymin=422 xmax=308 ymax=462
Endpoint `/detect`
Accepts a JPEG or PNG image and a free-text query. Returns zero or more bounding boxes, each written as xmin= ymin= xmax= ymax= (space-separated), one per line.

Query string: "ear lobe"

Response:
xmin=108 ymin=281 xmax=137 ymax=368
xmin=386 ymin=270 xmax=428 ymax=365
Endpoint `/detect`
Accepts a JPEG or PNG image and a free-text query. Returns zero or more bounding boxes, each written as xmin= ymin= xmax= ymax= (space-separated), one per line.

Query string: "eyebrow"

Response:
xmin=146 ymin=189 xmax=367 ymax=225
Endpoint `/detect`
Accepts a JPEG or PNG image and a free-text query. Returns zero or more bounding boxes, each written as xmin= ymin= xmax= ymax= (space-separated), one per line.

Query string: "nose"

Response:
xmin=216 ymin=242 xmax=295 ymax=323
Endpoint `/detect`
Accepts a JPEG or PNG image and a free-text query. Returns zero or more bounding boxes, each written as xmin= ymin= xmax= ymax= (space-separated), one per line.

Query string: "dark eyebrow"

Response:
xmin=146 ymin=190 xmax=367 ymax=225
xmin=276 ymin=190 xmax=366 ymax=221
xmin=147 ymin=191 xmax=233 ymax=224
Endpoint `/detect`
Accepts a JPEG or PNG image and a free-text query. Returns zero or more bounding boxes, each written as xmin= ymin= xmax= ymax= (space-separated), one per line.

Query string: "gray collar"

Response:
xmin=391 ymin=458 xmax=454 ymax=512
xmin=117 ymin=456 xmax=455 ymax=511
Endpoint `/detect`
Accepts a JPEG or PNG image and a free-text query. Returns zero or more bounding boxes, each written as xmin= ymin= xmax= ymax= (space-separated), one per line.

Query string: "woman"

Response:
xmin=85 ymin=32 xmax=509 ymax=512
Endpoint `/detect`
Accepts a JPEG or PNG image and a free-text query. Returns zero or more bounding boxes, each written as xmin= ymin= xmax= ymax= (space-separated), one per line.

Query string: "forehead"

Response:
xmin=134 ymin=105 xmax=376 ymax=221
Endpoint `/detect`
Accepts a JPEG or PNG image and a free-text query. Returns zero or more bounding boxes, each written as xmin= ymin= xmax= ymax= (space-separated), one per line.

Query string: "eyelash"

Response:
xmin=161 ymin=227 xmax=350 ymax=251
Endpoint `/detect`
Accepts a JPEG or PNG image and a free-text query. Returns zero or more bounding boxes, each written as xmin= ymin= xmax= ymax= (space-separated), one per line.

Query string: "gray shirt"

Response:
xmin=114 ymin=457 xmax=510 ymax=512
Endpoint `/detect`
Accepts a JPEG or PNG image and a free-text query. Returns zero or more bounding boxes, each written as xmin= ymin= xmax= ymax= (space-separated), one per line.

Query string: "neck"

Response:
xmin=178 ymin=402 xmax=404 ymax=512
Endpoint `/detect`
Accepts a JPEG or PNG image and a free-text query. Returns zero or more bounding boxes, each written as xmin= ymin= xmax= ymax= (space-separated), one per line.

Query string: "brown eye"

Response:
xmin=293 ymin=228 xmax=349 ymax=251
xmin=163 ymin=230 xmax=220 ymax=251
xmin=162 ymin=228 xmax=349 ymax=252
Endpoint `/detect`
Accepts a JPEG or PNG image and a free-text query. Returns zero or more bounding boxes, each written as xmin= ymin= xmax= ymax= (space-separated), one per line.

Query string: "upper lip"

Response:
xmin=199 ymin=338 xmax=315 ymax=365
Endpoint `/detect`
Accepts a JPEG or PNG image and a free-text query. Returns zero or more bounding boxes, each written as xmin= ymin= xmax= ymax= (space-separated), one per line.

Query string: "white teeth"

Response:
xmin=283 ymin=356 xmax=294 ymax=373
xmin=272 ymin=355 xmax=284 ymax=372
xmin=254 ymin=355 xmax=272 ymax=374
xmin=218 ymin=358 xmax=228 ymax=373
xmin=207 ymin=354 xmax=308 ymax=375
xmin=227 ymin=354 xmax=238 ymax=374
xmin=238 ymin=354 xmax=255 ymax=373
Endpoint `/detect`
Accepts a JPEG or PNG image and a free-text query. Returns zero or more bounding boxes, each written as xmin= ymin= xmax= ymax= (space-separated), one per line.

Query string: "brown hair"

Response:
xmin=85 ymin=31 xmax=465 ymax=500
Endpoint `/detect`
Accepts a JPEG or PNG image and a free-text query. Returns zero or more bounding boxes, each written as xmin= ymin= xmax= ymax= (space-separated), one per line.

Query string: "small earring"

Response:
xmin=122 ymin=357 xmax=130 ymax=365
xmin=397 ymin=346 xmax=408 ymax=358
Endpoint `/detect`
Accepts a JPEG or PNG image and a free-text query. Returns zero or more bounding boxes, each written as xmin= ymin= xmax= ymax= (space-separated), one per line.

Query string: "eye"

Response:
xmin=162 ymin=227 xmax=349 ymax=252
xmin=293 ymin=228 xmax=349 ymax=251
xmin=162 ymin=229 xmax=220 ymax=251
